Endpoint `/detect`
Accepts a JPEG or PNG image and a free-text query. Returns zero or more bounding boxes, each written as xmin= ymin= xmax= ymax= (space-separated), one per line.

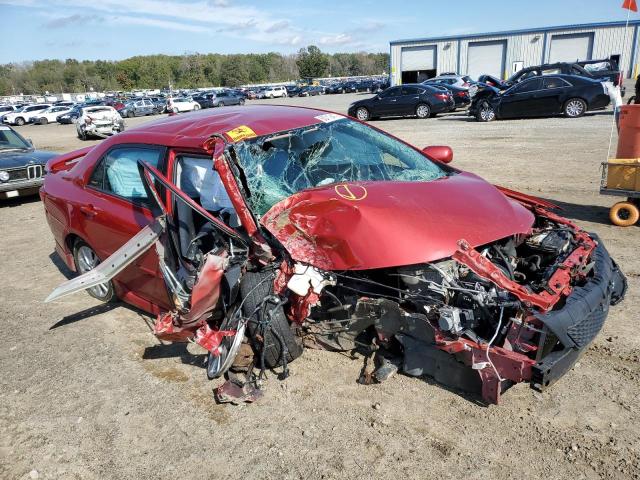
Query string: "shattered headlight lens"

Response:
xmin=0 ymin=171 xmax=9 ymax=182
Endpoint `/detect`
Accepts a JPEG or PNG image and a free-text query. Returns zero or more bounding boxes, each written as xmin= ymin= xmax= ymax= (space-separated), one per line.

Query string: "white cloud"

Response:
xmin=318 ymin=33 xmax=353 ymax=46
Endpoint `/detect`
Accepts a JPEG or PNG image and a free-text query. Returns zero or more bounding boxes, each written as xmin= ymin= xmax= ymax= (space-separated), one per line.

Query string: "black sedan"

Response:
xmin=0 ymin=125 xmax=57 ymax=199
xmin=347 ymin=84 xmax=455 ymax=121
xmin=423 ymin=81 xmax=471 ymax=109
xmin=470 ymin=74 xmax=610 ymax=122
xmin=56 ymin=105 xmax=82 ymax=124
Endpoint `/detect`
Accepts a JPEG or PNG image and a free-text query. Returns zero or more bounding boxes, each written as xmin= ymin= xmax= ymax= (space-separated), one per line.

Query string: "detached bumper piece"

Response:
xmin=532 ymin=237 xmax=627 ymax=391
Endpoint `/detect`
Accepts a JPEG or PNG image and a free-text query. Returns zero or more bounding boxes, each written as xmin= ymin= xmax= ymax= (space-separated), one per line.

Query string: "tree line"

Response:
xmin=0 ymin=46 xmax=389 ymax=96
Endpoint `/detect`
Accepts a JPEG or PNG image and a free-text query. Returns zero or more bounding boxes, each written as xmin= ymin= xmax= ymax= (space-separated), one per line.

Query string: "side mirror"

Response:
xmin=422 ymin=145 xmax=453 ymax=164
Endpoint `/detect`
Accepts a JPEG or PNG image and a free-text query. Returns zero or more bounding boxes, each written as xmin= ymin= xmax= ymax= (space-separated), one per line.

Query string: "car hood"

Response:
xmin=260 ymin=172 xmax=535 ymax=271
xmin=0 ymin=149 xmax=57 ymax=169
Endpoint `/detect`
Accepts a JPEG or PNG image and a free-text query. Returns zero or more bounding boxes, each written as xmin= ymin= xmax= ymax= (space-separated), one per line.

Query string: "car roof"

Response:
xmin=107 ymin=105 xmax=341 ymax=150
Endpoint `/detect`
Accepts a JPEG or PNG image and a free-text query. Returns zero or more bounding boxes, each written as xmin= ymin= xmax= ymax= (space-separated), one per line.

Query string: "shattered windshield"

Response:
xmin=233 ymin=117 xmax=449 ymax=216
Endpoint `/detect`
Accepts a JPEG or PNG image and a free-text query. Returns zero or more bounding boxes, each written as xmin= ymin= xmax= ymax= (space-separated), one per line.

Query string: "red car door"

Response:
xmin=78 ymin=144 xmax=171 ymax=311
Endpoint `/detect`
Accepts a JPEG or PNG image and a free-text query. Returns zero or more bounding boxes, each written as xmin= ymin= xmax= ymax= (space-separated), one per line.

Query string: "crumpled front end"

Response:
xmin=276 ymin=205 xmax=627 ymax=404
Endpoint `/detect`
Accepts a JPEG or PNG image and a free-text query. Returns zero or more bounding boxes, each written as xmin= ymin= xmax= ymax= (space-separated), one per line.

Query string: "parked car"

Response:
xmin=424 ymin=82 xmax=471 ymax=109
xmin=118 ymin=99 xmax=156 ymax=118
xmin=262 ymin=86 xmax=288 ymax=98
xmin=57 ymin=105 xmax=83 ymax=124
xmin=298 ymin=85 xmax=324 ymax=97
xmin=0 ymin=125 xmax=57 ymax=199
xmin=470 ymin=74 xmax=610 ymax=121
xmin=480 ymin=62 xmax=625 ymax=95
xmin=42 ymin=105 xmax=626 ymax=405
xmin=0 ymin=105 xmax=18 ymax=117
xmin=348 ymin=84 xmax=455 ymax=121
xmin=425 ymin=75 xmax=478 ymax=96
xmin=3 ymin=104 xmax=52 ymax=126
xmin=76 ymin=106 xmax=124 ymax=140
xmin=167 ymin=97 xmax=201 ymax=113
xmin=210 ymin=90 xmax=245 ymax=107
xmin=577 ymin=57 xmax=625 ymax=95
xmin=32 ymin=105 xmax=74 ymax=125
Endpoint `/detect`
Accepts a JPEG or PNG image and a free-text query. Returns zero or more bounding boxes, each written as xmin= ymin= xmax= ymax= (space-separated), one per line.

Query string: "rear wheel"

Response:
xmin=609 ymin=201 xmax=639 ymax=227
xmin=476 ymin=100 xmax=496 ymax=122
xmin=127 ymin=111 xmax=134 ymax=118
xmin=415 ymin=103 xmax=431 ymax=119
xmin=564 ymin=98 xmax=586 ymax=118
xmin=356 ymin=107 xmax=370 ymax=121
xmin=73 ymin=240 xmax=115 ymax=302
xmin=14 ymin=117 xmax=25 ymax=126
xmin=241 ymin=270 xmax=303 ymax=369
xmin=239 ymin=99 xmax=245 ymax=106
xmin=193 ymin=104 xmax=201 ymax=110
xmin=38 ymin=118 xmax=48 ymax=125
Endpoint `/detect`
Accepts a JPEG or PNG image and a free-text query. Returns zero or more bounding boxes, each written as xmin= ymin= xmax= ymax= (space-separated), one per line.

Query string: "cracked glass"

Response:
xmin=233 ymin=117 xmax=449 ymax=216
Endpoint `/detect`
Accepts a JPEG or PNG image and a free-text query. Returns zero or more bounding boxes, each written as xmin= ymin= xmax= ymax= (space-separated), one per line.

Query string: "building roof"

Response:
xmin=390 ymin=20 xmax=640 ymax=46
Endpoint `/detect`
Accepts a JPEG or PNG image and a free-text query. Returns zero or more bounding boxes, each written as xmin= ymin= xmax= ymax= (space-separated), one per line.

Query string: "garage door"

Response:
xmin=401 ymin=45 xmax=436 ymax=72
xmin=548 ymin=33 xmax=593 ymax=63
xmin=467 ymin=40 xmax=506 ymax=80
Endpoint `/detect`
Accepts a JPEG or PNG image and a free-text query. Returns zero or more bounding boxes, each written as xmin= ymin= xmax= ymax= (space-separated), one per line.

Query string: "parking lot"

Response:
xmin=1 ymin=92 xmax=638 ymax=480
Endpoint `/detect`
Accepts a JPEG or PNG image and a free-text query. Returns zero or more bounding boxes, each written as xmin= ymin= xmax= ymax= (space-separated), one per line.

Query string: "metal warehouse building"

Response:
xmin=390 ymin=20 xmax=640 ymax=85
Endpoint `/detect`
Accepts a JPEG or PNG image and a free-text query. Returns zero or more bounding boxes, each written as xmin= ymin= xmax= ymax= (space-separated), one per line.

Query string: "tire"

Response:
xmin=38 ymin=118 xmax=48 ymax=125
xmin=77 ymin=127 xmax=87 ymax=141
xmin=239 ymin=99 xmax=245 ymax=106
xmin=476 ymin=100 xmax=496 ymax=122
xmin=193 ymin=104 xmax=200 ymax=110
xmin=627 ymin=95 xmax=636 ymax=105
xmin=416 ymin=103 xmax=431 ymax=119
xmin=73 ymin=239 xmax=115 ymax=302
xmin=172 ymin=107 xmax=179 ymax=114
xmin=241 ymin=270 xmax=303 ymax=368
xmin=609 ymin=201 xmax=639 ymax=227
xmin=355 ymin=107 xmax=370 ymax=121
xmin=127 ymin=111 xmax=134 ymax=118
xmin=15 ymin=117 xmax=25 ymax=126
xmin=564 ymin=98 xmax=586 ymax=118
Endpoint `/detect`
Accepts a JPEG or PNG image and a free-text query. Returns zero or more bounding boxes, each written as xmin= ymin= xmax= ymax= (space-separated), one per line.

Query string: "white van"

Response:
xmin=262 ymin=86 xmax=288 ymax=98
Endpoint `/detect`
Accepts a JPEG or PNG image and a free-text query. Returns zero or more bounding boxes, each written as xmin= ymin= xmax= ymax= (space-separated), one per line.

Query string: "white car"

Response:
xmin=33 ymin=105 xmax=74 ymax=125
xmin=3 ymin=104 xmax=52 ymax=126
xmin=262 ymin=86 xmax=287 ymax=98
xmin=76 ymin=106 xmax=124 ymax=140
xmin=167 ymin=97 xmax=201 ymax=113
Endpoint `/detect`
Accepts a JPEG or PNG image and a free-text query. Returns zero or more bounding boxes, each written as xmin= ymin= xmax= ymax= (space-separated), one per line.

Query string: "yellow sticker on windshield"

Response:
xmin=225 ymin=125 xmax=257 ymax=142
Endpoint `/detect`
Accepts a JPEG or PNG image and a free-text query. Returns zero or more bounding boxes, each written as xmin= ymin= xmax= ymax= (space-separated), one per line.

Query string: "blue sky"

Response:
xmin=0 ymin=0 xmax=636 ymax=62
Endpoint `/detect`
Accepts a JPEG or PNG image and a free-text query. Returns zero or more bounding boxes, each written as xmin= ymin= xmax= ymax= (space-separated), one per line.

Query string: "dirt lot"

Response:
xmin=1 ymin=92 xmax=638 ymax=480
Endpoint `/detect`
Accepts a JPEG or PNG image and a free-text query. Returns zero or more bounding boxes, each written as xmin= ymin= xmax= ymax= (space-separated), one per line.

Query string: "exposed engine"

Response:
xmin=302 ymin=215 xmax=623 ymax=404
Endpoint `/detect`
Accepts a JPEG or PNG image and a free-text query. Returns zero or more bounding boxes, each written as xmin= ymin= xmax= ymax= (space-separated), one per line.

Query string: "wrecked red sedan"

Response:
xmin=42 ymin=106 xmax=626 ymax=404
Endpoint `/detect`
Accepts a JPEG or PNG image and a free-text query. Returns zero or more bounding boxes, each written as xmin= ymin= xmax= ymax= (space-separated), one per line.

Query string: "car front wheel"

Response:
xmin=73 ymin=240 xmax=115 ymax=302
xmin=416 ymin=103 xmax=431 ymax=119
xmin=356 ymin=107 xmax=370 ymax=121
xmin=193 ymin=104 xmax=200 ymax=110
xmin=14 ymin=117 xmax=25 ymax=126
xmin=476 ymin=100 xmax=496 ymax=122
xmin=564 ymin=98 xmax=586 ymax=118
xmin=241 ymin=270 xmax=303 ymax=369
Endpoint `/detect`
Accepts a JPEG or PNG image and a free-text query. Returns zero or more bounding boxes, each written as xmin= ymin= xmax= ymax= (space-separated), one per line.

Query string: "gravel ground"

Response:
xmin=0 ymin=91 xmax=638 ymax=480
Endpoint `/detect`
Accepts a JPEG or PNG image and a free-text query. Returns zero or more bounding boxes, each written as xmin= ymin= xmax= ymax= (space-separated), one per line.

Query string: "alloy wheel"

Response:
xmin=356 ymin=107 xmax=369 ymax=121
xmin=76 ymin=245 xmax=109 ymax=298
xmin=565 ymin=100 xmax=585 ymax=117
xmin=480 ymin=102 xmax=496 ymax=121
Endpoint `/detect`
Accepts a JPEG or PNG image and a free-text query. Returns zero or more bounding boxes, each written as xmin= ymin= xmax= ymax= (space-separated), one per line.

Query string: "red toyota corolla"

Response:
xmin=42 ymin=105 xmax=626 ymax=404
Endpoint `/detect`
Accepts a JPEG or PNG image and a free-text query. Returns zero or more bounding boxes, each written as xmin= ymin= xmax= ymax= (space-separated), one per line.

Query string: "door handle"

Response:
xmin=80 ymin=204 xmax=97 ymax=217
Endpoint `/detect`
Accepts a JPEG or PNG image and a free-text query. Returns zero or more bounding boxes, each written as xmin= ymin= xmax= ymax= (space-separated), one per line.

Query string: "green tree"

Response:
xmin=296 ymin=45 xmax=329 ymax=79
